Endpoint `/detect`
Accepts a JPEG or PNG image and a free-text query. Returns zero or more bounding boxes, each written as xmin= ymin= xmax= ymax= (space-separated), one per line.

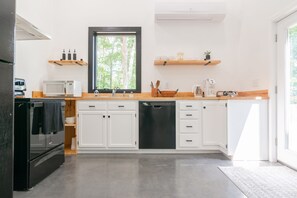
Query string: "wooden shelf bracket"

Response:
xmin=204 ymin=61 xmax=211 ymax=66
xmin=53 ymin=61 xmax=63 ymax=66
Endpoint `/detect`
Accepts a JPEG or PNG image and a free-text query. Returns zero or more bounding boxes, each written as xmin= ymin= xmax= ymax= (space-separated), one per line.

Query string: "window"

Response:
xmin=88 ymin=27 xmax=141 ymax=93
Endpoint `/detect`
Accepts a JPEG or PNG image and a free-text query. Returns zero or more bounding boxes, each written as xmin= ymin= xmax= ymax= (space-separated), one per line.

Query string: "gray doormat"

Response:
xmin=219 ymin=166 xmax=297 ymax=198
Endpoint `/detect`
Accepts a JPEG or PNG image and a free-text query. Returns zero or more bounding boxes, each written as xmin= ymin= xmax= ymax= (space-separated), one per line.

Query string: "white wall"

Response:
xmin=15 ymin=0 xmax=54 ymax=97
xmin=15 ymin=0 xmax=297 ymax=96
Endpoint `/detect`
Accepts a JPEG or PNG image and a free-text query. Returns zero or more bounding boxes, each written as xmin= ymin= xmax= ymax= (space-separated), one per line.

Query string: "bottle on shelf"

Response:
xmin=67 ymin=49 xmax=71 ymax=60
xmin=73 ymin=49 xmax=77 ymax=60
xmin=62 ymin=49 xmax=66 ymax=60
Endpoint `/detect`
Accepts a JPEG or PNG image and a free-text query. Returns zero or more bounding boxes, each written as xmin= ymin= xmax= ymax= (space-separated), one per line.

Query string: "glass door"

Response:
xmin=277 ymin=11 xmax=297 ymax=169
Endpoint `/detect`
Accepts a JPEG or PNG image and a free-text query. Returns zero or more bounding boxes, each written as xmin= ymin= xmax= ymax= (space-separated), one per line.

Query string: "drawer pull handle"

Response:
xmin=103 ymin=115 xmax=105 ymax=118
xmin=186 ymin=114 xmax=192 ymax=116
xmin=186 ymin=126 xmax=193 ymax=128
xmin=108 ymin=115 xmax=110 ymax=118
xmin=118 ymin=105 xmax=125 ymax=108
xmin=89 ymin=105 xmax=95 ymax=108
xmin=186 ymin=105 xmax=192 ymax=107
xmin=186 ymin=140 xmax=193 ymax=142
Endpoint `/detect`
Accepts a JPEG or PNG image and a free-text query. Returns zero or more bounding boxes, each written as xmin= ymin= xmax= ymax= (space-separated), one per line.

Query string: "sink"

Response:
xmin=97 ymin=95 xmax=110 ymax=98
xmin=113 ymin=95 xmax=130 ymax=98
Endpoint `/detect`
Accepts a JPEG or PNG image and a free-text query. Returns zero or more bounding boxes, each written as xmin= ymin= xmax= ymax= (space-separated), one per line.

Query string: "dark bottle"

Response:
xmin=62 ymin=49 xmax=66 ymax=60
xmin=73 ymin=49 xmax=77 ymax=60
xmin=67 ymin=49 xmax=71 ymax=60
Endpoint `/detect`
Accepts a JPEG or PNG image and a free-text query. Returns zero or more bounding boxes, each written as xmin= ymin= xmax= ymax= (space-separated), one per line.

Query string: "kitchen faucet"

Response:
xmin=94 ymin=89 xmax=99 ymax=97
xmin=112 ymin=87 xmax=119 ymax=96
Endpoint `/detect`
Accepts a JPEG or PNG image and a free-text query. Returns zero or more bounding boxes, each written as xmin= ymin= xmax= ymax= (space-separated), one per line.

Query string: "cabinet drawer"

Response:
xmin=179 ymin=102 xmax=200 ymax=111
xmin=108 ymin=101 xmax=136 ymax=111
xmin=180 ymin=120 xmax=200 ymax=133
xmin=179 ymin=134 xmax=199 ymax=148
xmin=180 ymin=111 xmax=200 ymax=119
xmin=78 ymin=101 xmax=106 ymax=110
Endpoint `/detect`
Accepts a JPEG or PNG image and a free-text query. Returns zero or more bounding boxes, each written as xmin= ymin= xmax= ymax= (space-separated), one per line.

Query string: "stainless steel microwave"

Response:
xmin=43 ymin=80 xmax=82 ymax=97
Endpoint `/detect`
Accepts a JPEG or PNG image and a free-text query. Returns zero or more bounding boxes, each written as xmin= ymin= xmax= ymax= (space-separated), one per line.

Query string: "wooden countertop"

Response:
xmin=67 ymin=95 xmax=268 ymax=101
xmin=32 ymin=90 xmax=269 ymax=101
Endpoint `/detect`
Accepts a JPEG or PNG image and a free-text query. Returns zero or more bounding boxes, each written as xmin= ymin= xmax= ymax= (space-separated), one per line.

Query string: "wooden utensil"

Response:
xmin=151 ymin=81 xmax=154 ymax=88
xmin=156 ymin=80 xmax=160 ymax=89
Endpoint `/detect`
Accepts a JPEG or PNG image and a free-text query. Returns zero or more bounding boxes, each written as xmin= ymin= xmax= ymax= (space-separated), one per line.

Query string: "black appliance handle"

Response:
xmin=153 ymin=105 xmax=162 ymax=109
xmin=150 ymin=102 xmax=175 ymax=106
xmin=0 ymin=59 xmax=13 ymax=64
xmin=34 ymin=147 xmax=63 ymax=167
xmin=141 ymin=102 xmax=175 ymax=108
xmin=30 ymin=102 xmax=43 ymax=108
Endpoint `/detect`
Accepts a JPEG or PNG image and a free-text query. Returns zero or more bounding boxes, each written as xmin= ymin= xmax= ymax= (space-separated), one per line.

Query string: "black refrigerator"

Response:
xmin=0 ymin=0 xmax=15 ymax=197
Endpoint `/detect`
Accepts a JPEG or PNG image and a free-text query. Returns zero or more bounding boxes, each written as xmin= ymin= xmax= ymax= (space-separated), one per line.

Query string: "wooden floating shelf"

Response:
xmin=65 ymin=123 xmax=76 ymax=127
xmin=48 ymin=60 xmax=88 ymax=66
xmin=154 ymin=59 xmax=221 ymax=66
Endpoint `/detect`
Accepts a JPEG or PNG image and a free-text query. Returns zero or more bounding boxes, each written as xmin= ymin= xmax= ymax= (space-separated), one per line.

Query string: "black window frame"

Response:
xmin=88 ymin=27 xmax=142 ymax=93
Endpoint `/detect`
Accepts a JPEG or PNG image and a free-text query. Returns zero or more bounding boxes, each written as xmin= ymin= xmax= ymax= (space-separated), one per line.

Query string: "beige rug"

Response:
xmin=219 ymin=166 xmax=297 ymax=198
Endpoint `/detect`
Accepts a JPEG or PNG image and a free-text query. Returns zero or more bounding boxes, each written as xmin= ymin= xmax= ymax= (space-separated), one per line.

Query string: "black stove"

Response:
xmin=14 ymin=98 xmax=65 ymax=190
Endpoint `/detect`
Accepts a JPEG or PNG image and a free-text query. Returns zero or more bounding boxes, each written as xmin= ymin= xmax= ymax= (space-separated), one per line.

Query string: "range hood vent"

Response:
xmin=155 ymin=2 xmax=226 ymax=22
xmin=16 ymin=15 xmax=51 ymax=40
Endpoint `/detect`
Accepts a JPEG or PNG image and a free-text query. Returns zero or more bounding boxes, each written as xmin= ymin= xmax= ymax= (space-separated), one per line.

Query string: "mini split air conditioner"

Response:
xmin=155 ymin=2 xmax=226 ymax=22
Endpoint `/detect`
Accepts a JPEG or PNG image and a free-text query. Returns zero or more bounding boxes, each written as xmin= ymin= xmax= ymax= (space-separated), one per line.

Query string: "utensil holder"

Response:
xmin=151 ymin=88 xmax=158 ymax=97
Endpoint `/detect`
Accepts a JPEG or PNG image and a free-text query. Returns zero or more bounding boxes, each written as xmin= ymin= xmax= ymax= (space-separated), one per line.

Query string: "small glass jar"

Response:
xmin=177 ymin=52 xmax=184 ymax=60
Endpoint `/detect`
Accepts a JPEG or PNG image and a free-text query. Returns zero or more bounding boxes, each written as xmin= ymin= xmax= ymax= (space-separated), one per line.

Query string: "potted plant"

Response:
xmin=204 ymin=51 xmax=211 ymax=60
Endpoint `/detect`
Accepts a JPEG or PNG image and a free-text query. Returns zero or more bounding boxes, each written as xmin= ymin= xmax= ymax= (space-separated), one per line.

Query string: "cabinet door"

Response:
xmin=78 ymin=111 xmax=106 ymax=148
xmin=107 ymin=111 xmax=136 ymax=148
xmin=202 ymin=101 xmax=227 ymax=148
xmin=228 ymin=100 xmax=268 ymax=160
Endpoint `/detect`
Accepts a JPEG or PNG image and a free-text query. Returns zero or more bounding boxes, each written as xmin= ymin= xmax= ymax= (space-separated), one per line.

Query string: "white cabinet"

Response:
xmin=201 ymin=100 xmax=268 ymax=160
xmin=179 ymin=134 xmax=200 ymax=148
xmin=202 ymin=101 xmax=227 ymax=150
xmin=227 ymin=100 xmax=268 ymax=160
xmin=78 ymin=101 xmax=107 ymax=110
xmin=78 ymin=111 xmax=106 ymax=148
xmin=176 ymin=101 xmax=202 ymax=150
xmin=76 ymin=99 xmax=268 ymax=158
xmin=108 ymin=111 xmax=136 ymax=148
xmin=77 ymin=101 xmax=138 ymax=152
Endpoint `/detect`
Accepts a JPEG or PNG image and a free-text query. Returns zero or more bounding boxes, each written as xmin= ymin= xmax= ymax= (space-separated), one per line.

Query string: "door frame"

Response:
xmin=270 ymin=3 xmax=297 ymax=163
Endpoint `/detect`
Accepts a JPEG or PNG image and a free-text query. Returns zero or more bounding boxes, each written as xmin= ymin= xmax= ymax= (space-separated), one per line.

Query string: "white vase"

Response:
xmin=71 ymin=137 xmax=76 ymax=150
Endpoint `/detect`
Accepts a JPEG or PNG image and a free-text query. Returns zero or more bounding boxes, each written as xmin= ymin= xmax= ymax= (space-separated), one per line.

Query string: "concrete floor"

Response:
xmin=14 ymin=154 xmax=246 ymax=198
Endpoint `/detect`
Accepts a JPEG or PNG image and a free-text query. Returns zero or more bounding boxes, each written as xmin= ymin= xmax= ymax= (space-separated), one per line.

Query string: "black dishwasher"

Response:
xmin=139 ymin=101 xmax=176 ymax=149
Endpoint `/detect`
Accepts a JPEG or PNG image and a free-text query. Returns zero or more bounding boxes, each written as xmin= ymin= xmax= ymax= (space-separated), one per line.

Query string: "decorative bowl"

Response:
xmin=65 ymin=117 xmax=75 ymax=124
xmin=158 ymin=89 xmax=178 ymax=97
